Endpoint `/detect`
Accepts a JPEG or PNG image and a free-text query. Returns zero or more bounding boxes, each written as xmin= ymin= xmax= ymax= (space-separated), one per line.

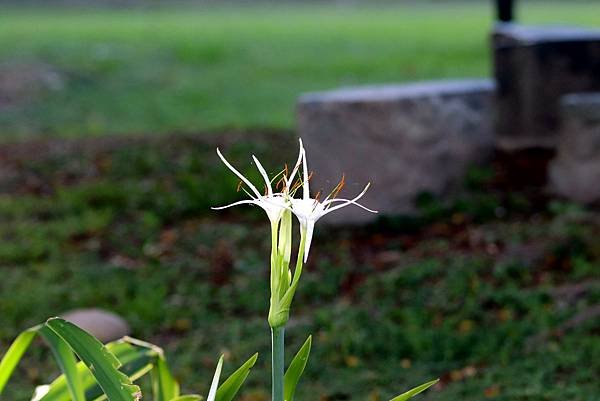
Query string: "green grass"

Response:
xmin=0 ymin=2 xmax=599 ymax=137
xmin=0 ymin=134 xmax=599 ymax=401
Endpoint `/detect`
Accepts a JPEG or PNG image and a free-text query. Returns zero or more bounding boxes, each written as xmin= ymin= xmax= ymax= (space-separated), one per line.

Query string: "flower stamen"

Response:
xmin=327 ymin=174 xmax=345 ymax=203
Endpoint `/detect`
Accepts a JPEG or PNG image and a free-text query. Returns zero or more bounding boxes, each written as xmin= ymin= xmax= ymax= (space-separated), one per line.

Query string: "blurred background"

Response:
xmin=1 ymin=1 xmax=599 ymax=400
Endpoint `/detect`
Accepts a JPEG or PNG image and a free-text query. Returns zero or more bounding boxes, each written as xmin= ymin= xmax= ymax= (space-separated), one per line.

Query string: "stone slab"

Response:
xmin=493 ymin=24 xmax=600 ymax=149
xmin=549 ymin=92 xmax=600 ymax=203
xmin=494 ymin=24 xmax=600 ymax=45
xmin=561 ymin=93 xmax=600 ymax=123
xmin=297 ymin=79 xmax=496 ymax=224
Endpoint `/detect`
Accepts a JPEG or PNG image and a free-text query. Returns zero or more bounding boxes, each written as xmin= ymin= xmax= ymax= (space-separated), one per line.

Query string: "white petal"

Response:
xmin=217 ymin=148 xmax=261 ymax=198
xmin=213 ymin=197 xmax=289 ymax=226
xmin=323 ymin=183 xmax=377 ymax=213
xmin=286 ymin=138 xmax=304 ymax=188
xmin=302 ymin=219 xmax=316 ymax=263
xmin=300 ymin=141 xmax=310 ymax=200
xmin=252 ymin=155 xmax=273 ymax=196
xmin=211 ymin=199 xmax=258 ymax=210
xmin=289 ymin=197 xmax=319 ymax=220
xmin=325 ymin=199 xmax=378 ymax=214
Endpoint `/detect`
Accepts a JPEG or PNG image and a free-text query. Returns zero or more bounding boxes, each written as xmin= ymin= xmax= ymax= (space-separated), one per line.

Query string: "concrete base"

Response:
xmin=493 ymin=24 xmax=600 ymax=150
xmin=550 ymin=93 xmax=600 ymax=203
xmin=297 ymin=79 xmax=496 ymax=224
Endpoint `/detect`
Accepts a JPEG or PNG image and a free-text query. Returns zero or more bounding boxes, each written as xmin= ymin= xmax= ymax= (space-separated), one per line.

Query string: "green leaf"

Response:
xmin=38 ymin=326 xmax=85 ymax=401
xmin=170 ymin=396 xmax=203 ymax=401
xmin=283 ymin=336 xmax=311 ymax=401
xmin=72 ymin=339 xmax=158 ymax=401
xmin=39 ymin=339 xmax=158 ymax=401
xmin=215 ymin=353 xmax=258 ymax=401
xmin=153 ymin=356 xmax=180 ymax=401
xmin=45 ymin=318 xmax=141 ymax=401
xmin=207 ymin=356 xmax=224 ymax=401
xmin=389 ymin=379 xmax=439 ymax=401
xmin=0 ymin=326 xmax=38 ymax=395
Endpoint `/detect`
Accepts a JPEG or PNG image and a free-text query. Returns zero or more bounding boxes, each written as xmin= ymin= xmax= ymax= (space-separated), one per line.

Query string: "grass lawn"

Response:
xmin=0 ymin=134 xmax=599 ymax=400
xmin=0 ymin=2 xmax=599 ymax=137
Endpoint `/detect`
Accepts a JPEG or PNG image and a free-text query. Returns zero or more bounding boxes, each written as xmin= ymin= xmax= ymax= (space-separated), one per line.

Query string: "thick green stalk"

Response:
xmin=270 ymin=221 xmax=279 ymax=293
xmin=271 ymin=327 xmax=285 ymax=401
xmin=268 ymin=218 xmax=286 ymax=328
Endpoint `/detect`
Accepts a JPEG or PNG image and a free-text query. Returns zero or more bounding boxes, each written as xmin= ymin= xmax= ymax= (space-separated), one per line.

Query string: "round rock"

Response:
xmin=61 ymin=308 xmax=131 ymax=343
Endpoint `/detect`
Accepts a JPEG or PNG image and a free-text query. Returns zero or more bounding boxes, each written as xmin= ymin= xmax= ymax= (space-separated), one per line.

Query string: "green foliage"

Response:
xmin=0 ymin=318 xmax=257 ymax=401
xmin=389 ymin=380 xmax=439 ymax=401
xmin=215 ymin=353 xmax=259 ymax=401
xmin=38 ymin=325 xmax=86 ymax=401
xmin=152 ymin=356 xmax=180 ymax=401
xmin=0 ymin=319 xmax=140 ymax=401
xmin=1 ymin=136 xmax=599 ymax=400
xmin=45 ymin=318 xmax=140 ymax=401
xmin=0 ymin=328 xmax=37 ymax=393
xmin=38 ymin=338 xmax=157 ymax=401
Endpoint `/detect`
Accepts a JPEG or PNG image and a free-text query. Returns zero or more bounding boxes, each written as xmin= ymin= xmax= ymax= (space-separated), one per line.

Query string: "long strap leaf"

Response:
xmin=206 ymin=356 xmax=224 ymax=401
xmin=389 ymin=379 xmax=439 ymax=401
xmin=45 ymin=318 xmax=141 ymax=401
xmin=152 ymin=356 xmax=180 ymax=401
xmin=39 ymin=338 xmax=167 ymax=401
xmin=215 ymin=353 xmax=258 ymax=401
xmin=39 ymin=340 xmax=154 ymax=401
xmin=283 ymin=336 xmax=311 ymax=401
xmin=38 ymin=326 xmax=86 ymax=401
xmin=0 ymin=326 xmax=38 ymax=395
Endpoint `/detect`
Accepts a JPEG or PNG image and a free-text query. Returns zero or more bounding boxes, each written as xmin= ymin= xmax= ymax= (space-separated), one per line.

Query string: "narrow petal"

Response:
xmin=301 ymin=144 xmax=310 ymax=200
xmin=211 ymin=199 xmax=258 ymax=210
xmin=323 ymin=183 xmax=377 ymax=213
xmin=324 ymin=199 xmax=378 ymax=214
xmin=303 ymin=219 xmax=316 ymax=263
xmin=252 ymin=155 xmax=273 ymax=196
xmin=286 ymin=138 xmax=304 ymax=188
xmin=217 ymin=148 xmax=261 ymax=198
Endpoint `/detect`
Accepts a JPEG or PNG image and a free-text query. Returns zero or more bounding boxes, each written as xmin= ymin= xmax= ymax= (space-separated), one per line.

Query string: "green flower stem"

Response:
xmin=270 ymin=221 xmax=279 ymax=293
xmin=271 ymin=326 xmax=285 ymax=401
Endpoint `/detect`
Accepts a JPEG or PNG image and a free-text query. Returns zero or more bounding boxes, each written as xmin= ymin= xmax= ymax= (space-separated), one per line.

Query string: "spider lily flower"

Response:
xmin=290 ymin=141 xmax=377 ymax=262
xmin=213 ymin=145 xmax=306 ymax=329
xmin=212 ymin=148 xmax=288 ymax=227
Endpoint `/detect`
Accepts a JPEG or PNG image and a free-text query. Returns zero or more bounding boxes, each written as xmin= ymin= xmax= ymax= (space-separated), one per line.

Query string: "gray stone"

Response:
xmin=493 ymin=24 xmax=600 ymax=149
xmin=61 ymin=308 xmax=130 ymax=343
xmin=297 ymin=79 xmax=496 ymax=224
xmin=494 ymin=24 xmax=600 ymax=44
xmin=0 ymin=62 xmax=63 ymax=109
xmin=549 ymin=92 xmax=600 ymax=203
xmin=561 ymin=93 xmax=600 ymax=124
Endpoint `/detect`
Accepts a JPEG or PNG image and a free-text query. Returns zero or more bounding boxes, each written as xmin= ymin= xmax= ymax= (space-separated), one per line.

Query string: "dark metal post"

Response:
xmin=496 ymin=0 xmax=515 ymax=23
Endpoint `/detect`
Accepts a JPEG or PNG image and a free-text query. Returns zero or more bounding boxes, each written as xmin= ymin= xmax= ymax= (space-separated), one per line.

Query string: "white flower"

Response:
xmin=290 ymin=139 xmax=377 ymax=262
xmin=212 ymin=148 xmax=288 ymax=226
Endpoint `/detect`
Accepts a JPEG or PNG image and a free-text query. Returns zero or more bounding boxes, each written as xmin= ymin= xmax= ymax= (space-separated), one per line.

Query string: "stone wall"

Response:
xmin=493 ymin=24 xmax=600 ymax=150
xmin=297 ymin=79 xmax=495 ymax=224
xmin=549 ymin=93 xmax=600 ymax=203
